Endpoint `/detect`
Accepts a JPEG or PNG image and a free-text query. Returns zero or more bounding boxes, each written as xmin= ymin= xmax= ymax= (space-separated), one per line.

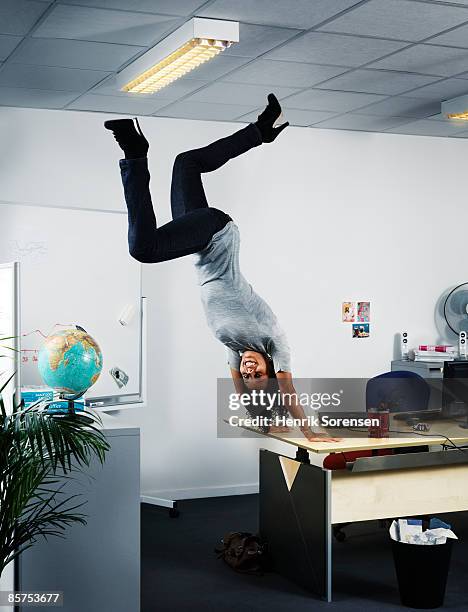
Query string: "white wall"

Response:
xmin=2 ymin=106 xmax=468 ymax=499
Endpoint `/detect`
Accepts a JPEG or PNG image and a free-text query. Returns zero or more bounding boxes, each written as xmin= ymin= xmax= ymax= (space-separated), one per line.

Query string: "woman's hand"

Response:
xmin=301 ymin=427 xmax=341 ymax=443
xmin=269 ymin=424 xmax=291 ymax=434
xmin=275 ymin=374 xmax=341 ymax=443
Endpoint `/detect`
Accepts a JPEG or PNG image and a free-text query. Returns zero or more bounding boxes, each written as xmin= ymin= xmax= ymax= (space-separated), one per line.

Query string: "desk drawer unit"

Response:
xmin=332 ymin=463 xmax=468 ymax=524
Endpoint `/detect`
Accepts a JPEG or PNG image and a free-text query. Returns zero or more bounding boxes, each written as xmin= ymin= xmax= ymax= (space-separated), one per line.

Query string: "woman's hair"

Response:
xmin=264 ymin=356 xmax=279 ymax=394
xmin=265 ymin=355 xmax=277 ymax=380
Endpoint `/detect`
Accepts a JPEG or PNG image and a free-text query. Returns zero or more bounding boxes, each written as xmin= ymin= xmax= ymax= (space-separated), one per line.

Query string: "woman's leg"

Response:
xmin=106 ymin=95 xmax=287 ymax=263
xmin=119 ymin=157 xmax=158 ymax=262
xmin=170 ymin=123 xmax=262 ymax=219
xmin=169 ymin=92 xmax=289 ymax=219
xmin=105 ymin=118 xmax=229 ymax=263
xmin=119 ymin=157 xmax=231 ymax=263
xmin=121 ymin=123 xmax=263 ymax=262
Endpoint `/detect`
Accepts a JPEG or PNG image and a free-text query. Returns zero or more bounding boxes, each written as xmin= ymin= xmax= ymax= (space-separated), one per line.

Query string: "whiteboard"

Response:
xmin=0 ymin=262 xmax=20 ymax=414
xmin=0 ymin=203 xmax=143 ymax=408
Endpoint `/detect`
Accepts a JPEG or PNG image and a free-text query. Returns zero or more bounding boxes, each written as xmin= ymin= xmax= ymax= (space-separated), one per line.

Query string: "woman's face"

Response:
xmin=240 ymin=350 xmax=270 ymax=390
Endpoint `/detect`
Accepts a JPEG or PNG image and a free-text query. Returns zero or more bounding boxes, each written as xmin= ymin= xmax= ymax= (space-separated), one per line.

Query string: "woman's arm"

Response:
xmin=276 ymin=371 xmax=340 ymax=442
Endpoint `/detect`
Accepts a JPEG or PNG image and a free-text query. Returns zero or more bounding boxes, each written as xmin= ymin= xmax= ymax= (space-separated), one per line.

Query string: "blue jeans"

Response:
xmin=119 ymin=123 xmax=262 ymax=263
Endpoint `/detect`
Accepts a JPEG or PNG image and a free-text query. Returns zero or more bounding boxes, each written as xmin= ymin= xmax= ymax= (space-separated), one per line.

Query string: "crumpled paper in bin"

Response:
xmin=390 ymin=518 xmax=458 ymax=545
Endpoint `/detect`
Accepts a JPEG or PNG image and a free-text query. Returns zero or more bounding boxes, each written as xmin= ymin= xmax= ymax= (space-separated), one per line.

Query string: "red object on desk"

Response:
xmin=368 ymin=409 xmax=390 ymax=438
xmin=323 ymin=448 xmax=393 ymax=470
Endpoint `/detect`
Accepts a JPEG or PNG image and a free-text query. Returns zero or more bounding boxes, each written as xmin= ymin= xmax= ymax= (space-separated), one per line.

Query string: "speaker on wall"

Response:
xmin=401 ymin=331 xmax=409 ymax=360
xmin=459 ymin=331 xmax=467 ymax=359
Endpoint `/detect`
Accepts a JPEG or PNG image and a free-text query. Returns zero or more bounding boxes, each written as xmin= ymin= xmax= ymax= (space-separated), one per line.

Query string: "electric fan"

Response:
xmin=443 ymin=282 xmax=468 ymax=335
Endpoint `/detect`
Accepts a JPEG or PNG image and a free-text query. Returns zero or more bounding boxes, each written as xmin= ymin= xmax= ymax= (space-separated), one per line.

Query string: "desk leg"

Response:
xmin=259 ymin=449 xmax=332 ymax=601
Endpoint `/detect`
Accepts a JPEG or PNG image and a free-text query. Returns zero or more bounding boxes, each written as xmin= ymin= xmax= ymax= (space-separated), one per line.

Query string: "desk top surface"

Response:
xmin=245 ymin=418 xmax=468 ymax=453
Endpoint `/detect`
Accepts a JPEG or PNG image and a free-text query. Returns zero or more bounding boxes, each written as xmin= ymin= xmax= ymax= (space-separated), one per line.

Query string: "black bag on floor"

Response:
xmin=215 ymin=532 xmax=267 ymax=574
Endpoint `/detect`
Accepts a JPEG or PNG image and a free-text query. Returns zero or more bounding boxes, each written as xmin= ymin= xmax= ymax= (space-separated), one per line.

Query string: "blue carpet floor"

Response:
xmin=142 ymin=495 xmax=468 ymax=611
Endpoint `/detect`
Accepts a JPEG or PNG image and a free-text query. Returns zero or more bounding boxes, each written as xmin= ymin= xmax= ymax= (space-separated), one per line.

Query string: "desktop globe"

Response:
xmin=38 ymin=328 xmax=103 ymax=398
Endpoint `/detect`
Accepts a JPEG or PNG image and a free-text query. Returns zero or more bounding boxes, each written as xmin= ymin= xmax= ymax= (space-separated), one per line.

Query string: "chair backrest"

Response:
xmin=366 ymin=370 xmax=430 ymax=413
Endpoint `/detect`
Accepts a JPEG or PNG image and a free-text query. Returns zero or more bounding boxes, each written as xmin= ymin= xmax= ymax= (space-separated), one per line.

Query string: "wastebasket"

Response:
xmin=391 ymin=538 xmax=453 ymax=609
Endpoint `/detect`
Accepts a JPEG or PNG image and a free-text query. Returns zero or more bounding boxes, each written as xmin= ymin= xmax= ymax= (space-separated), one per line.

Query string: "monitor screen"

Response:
xmin=442 ymin=361 xmax=468 ymax=418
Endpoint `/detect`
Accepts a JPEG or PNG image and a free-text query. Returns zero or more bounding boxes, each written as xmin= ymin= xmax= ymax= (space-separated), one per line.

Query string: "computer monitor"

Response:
xmin=442 ymin=360 xmax=468 ymax=419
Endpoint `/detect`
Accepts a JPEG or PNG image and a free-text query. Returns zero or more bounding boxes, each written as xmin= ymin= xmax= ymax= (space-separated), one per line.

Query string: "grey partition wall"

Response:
xmin=18 ymin=427 xmax=140 ymax=612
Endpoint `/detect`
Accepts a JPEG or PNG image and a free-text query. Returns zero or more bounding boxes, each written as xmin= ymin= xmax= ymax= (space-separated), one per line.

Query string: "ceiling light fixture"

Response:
xmin=117 ymin=18 xmax=239 ymax=95
xmin=441 ymin=94 xmax=468 ymax=121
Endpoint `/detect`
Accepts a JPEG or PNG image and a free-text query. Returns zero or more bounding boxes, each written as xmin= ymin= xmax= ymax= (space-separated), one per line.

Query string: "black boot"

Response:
xmin=104 ymin=117 xmax=149 ymax=159
xmin=254 ymin=93 xmax=289 ymax=143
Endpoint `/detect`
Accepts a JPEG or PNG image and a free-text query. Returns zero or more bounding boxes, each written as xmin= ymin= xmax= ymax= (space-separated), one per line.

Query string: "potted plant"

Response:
xmin=0 ymin=346 xmax=110 ymax=578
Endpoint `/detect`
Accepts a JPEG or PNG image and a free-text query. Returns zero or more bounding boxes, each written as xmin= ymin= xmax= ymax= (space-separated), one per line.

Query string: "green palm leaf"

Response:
xmin=0 ymin=351 xmax=110 ymax=577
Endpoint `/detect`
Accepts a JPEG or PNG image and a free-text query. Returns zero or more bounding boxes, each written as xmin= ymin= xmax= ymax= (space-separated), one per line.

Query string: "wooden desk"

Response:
xmin=255 ymin=421 xmax=468 ymax=602
xmin=254 ymin=417 xmax=468 ymax=454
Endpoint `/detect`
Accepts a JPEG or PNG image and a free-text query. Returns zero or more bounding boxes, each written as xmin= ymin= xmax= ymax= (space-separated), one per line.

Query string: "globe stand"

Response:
xmin=67 ymin=399 xmax=76 ymax=415
xmin=59 ymin=390 xmax=86 ymax=416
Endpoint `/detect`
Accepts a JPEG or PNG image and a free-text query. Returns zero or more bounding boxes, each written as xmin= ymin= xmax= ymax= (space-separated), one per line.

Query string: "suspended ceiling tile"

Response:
xmin=283 ymin=107 xmax=340 ymax=125
xmin=265 ymin=32 xmax=408 ymax=67
xmin=313 ymin=113 xmax=412 ymax=131
xmin=318 ymin=0 xmax=468 ymax=42
xmin=223 ymin=59 xmax=347 ymax=88
xmin=371 ymin=44 xmax=468 ymax=77
xmin=314 ymin=68 xmax=438 ymax=95
xmin=66 ymin=92 xmax=162 ymax=114
xmin=425 ymin=112 xmax=446 ymax=120
xmin=224 ymin=23 xmax=301 ymax=58
xmin=187 ymin=82 xmax=300 ymax=105
xmin=385 ymin=118 xmax=467 ymax=136
xmin=0 ymin=35 xmax=22 ymax=61
xmin=426 ymin=113 xmax=468 ymax=130
xmin=11 ymin=37 xmax=145 ymax=71
xmin=420 ymin=0 xmax=468 ymax=4
xmin=197 ymin=0 xmax=364 ymax=30
xmin=283 ymin=88 xmax=386 ymax=112
xmin=361 ymin=96 xmax=442 ymax=117
xmin=0 ymin=86 xmax=79 ymax=108
xmin=237 ymin=107 xmax=339 ymax=126
xmin=33 ymin=5 xmax=182 ymax=46
xmin=428 ymin=23 xmax=468 ymax=49
xmin=58 ymin=0 xmax=207 ymax=15
xmin=0 ymin=1 xmax=50 ymax=36
xmin=402 ymin=77 xmax=468 ymax=100
xmin=0 ymin=63 xmax=110 ymax=92
xmin=155 ymin=101 xmax=256 ymax=120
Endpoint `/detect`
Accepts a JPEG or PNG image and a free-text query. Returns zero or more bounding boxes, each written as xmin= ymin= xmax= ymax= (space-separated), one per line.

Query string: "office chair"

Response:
xmin=366 ymin=370 xmax=430 ymax=416
xmin=327 ymin=370 xmax=430 ymax=541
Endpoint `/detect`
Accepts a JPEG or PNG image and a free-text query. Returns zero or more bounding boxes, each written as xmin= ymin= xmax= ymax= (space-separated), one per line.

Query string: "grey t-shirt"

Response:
xmin=193 ymin=221 xmax=291 ymax=372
